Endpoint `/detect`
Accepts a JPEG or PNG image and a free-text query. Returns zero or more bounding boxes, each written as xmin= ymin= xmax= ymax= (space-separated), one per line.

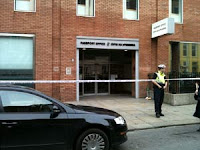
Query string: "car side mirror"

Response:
xmin=50 ymin=105 xmax=61 ymax=118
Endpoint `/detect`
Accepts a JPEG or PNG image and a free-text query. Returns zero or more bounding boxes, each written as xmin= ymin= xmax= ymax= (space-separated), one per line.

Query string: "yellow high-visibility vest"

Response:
xmin=156 ymin=71 xmax=166 ymax=84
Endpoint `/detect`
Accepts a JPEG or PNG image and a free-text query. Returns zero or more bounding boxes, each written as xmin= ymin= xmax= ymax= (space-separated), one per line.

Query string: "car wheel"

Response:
xmin=76 ymin=128 xmax=109 ymax=150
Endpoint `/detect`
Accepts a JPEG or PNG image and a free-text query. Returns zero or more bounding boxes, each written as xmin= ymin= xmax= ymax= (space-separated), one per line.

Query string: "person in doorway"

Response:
xmin=152 ymin=64 xmax=167 ymax=118
xmin=193 ymin=81 xmax=200 ymax=131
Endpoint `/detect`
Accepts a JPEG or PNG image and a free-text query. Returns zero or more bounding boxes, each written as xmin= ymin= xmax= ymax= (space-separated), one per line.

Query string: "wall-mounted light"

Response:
xmin=124 ymin=49 xmax=128 ymax=52
xmin=83 ymin=48 xmax=86 ymax=50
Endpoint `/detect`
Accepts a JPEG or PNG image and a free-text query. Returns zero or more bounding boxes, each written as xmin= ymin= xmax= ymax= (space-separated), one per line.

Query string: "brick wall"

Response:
xmin=52 ymin=0 xmax=61 ymax=100
xmin=0 ymin=0 xmax=200 ymax=101
xmin=0 ymin=0 xmax=53 ymax=97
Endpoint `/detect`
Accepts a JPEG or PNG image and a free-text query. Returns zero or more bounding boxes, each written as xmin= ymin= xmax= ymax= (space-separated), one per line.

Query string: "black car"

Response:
xmin=0 ymin=84 xmax=127 ymax=150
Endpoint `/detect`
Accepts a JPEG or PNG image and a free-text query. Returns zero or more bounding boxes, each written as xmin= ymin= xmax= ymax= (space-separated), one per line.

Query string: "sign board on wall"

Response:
xmin=66 ymin=67 xmax=71 ymax=75
xmin=152 ymin=18 xmax=175 ymax=38
xmin=77 ymin=37 xmax=139 ymax=50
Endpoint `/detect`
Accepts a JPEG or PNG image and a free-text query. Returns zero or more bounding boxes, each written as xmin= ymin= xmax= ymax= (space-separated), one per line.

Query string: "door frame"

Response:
xmin=76 ymin=36 xmax=139 ymax=101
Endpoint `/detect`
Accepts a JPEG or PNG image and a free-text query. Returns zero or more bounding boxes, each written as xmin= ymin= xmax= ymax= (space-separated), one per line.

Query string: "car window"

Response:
xmin=0 ymin=91 xmax=54 ymax=113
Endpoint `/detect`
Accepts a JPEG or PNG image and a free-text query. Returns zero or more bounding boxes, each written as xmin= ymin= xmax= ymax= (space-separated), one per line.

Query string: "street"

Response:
xmin=112 ymin=124 xmax=200 ymax=150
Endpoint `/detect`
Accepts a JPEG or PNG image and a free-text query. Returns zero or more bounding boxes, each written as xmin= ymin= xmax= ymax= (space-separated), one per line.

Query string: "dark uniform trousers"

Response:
xmin=154 ymin=87 xmax=164 ymax=114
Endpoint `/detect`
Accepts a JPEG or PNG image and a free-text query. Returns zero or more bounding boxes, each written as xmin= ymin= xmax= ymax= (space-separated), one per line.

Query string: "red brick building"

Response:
xmin=0 ymin=0 xmax=199 ymax=102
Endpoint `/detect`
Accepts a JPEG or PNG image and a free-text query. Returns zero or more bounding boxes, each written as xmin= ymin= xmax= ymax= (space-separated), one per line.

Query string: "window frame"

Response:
xmin=182 ymin=61 xmax=188 ymax=72
xmin=192 ymin=61 xmax=198 ymax=72
xmin=76 ymin=0 xmax=95 ymax=17
xmin=192 ymin=44 xmax=197 ymax=57
xmin=171 ymin=0 xmax=179 ymax=14
xmin=183 ymin=43 xmax=187 ymax=56
xmin=183 ymin=61 xmax=187 ymax=66
xmin=123 ymin=0 xmax=139 ymax=20
xmin=14 ymin=0 xmax=36 ymax=12
xmin=169 ymin=0 xmax=183 ymax=24
xmin=0 ymin=33 xmax=35 ymax=84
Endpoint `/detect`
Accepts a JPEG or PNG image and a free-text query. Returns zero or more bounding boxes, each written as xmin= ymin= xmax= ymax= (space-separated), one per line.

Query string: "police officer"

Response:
xmin=152 ymin=64 xmax=167 ymax=118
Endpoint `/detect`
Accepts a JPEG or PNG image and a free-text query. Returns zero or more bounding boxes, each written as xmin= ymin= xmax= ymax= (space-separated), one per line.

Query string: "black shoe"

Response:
xmin=160 ymin=113 xmax=164 ymax=116
xmin=156 ymin=113 xmax=160 ymax=118
xmin=197 ymin=128 xmax=200 ymax=132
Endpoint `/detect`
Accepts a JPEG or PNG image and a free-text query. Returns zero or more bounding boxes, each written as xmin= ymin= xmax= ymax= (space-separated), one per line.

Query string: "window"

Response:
xmin=127 ymin=0 xmax=137 ymax=10
xmin=183 ymin=44 xmax=187 ymax=56
xmin=78 ymin=0 xmax=86 ymax=5
xmin=15 ymin=0 xmax=36 ymax=12
xmin=192 ymin=44 xmax=197 ymax=56
xmin=1 ymin=91 xmax=53 ymax=112
xmin=77 ymin=0 xmax=94 ymax=17
xmin=0 ymin=35 xmax=34 ymax=87
xmin=192 ymin=62 xmax=198 ymax=72
xmin=172 ymin=0 xmax=179 ymax=14
xmin=169 ymin=0 xmax=182 ymax=23
xmin=169 ymin=42 xmax=200 ymax=94
xmin=182 ymin=61 xmax=188 ymax=72
xmin=123 ymin=0 xmax=139 ymax=20
xmin=183 ymin=61 xmax=187 ymax=66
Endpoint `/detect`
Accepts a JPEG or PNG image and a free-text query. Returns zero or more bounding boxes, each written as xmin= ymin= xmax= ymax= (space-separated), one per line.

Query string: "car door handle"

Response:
xmin=1 ymin=122 xmax=18 ymax=125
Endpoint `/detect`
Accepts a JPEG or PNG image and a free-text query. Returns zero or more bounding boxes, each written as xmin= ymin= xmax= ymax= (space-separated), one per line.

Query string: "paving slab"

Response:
xmin=67 ymin=96 xmax=200 ymax=130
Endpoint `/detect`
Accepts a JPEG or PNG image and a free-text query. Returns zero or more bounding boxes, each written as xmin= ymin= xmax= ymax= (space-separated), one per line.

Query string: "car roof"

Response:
xmin=0 ymin=84 xmax=34 ymax=90
xmin=0 ymin=83 xmax=32 ymax=89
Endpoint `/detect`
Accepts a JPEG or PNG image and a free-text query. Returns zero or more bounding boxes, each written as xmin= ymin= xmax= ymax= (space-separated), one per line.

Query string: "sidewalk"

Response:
xmin=68 ymin=96 xmax=200 ymax=131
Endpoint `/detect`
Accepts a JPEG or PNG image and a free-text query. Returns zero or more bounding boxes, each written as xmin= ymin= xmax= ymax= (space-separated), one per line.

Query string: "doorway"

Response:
xmin=79 ymin=49 xmax=132 ymax=96
xmin=76 ymin=36 xmax=139 ymax=100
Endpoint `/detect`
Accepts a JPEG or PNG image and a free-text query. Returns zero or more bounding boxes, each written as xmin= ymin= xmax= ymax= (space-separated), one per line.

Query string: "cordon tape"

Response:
xmin=0 ymin=78 xmax=199 ymax=84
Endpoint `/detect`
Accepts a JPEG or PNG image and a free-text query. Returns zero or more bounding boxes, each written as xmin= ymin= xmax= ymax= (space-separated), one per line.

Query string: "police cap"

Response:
xmin=158 ymin=64 xmax=166 ymax=69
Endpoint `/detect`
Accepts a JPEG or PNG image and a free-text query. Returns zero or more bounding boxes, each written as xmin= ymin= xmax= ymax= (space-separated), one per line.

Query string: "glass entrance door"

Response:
xmin=84 ymin=64 xmax=95 ymax=95
xmin=97 ymin=64 xmax=109 ymax=94
xmin=83 ymin=64 xmax=109 ymax=95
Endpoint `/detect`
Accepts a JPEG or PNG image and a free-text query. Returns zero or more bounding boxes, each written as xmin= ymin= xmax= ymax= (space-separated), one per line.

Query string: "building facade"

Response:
xmin=0 ymin=0 xmax=199 ymax=102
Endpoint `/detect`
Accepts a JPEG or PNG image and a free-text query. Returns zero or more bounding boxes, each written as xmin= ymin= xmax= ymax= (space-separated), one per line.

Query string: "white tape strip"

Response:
xmin=0 ymin=78 xmax=199 ymax=84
